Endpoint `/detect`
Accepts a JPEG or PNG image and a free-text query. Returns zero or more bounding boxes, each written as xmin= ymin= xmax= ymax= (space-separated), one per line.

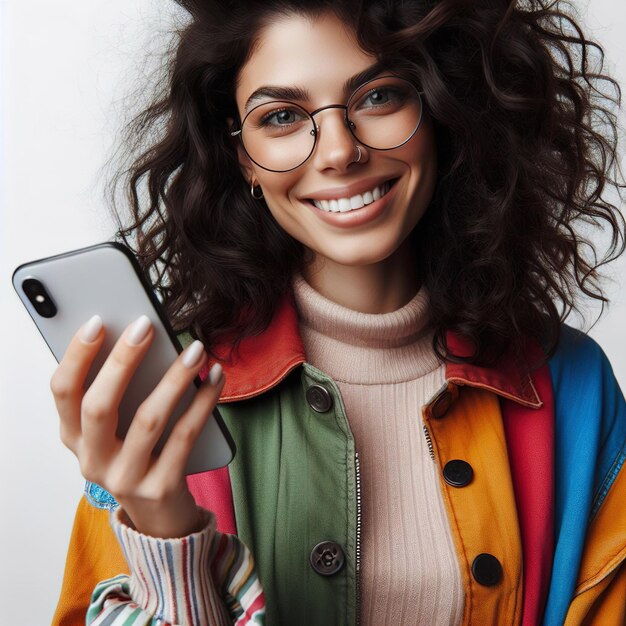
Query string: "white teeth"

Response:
xmin=338 ymin=198 xmax=351 ymax=212
xmin=350 ymin=195 xmax=365 ymax=210
xmin=311 ymin=181 xmax=392 ymax=212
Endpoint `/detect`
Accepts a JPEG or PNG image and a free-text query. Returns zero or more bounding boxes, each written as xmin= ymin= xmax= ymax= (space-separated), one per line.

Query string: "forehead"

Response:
xmin=235 ymin=12 xmax=378 ymax=108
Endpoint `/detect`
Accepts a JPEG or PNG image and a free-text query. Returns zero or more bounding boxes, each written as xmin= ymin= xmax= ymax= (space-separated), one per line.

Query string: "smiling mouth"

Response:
xmin=306 ymin=178 xmax=399 ymax=213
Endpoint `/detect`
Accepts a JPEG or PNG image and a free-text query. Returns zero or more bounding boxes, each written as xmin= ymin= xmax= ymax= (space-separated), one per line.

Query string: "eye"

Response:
xmin=350 ymin=82 xmax=412 ymax=114
xmin=260 ymin=107 xmax=307 ymax=127
xmin=363 ymin=88 xmax=391 ymax=106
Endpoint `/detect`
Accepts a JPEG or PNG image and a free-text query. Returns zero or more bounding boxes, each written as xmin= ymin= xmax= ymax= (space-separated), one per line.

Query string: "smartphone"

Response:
xmin=12 ymin=242 xmax=235 ymax=475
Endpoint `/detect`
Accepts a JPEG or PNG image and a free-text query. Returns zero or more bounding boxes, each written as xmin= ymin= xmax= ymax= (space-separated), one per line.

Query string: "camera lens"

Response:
xmin=22 ymin=278 xmax=57 ymax=318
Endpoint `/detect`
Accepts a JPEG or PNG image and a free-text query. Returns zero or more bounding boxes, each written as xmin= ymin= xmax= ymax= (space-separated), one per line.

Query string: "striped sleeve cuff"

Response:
xmin=207 ymin=533 xmax=265 ymax=625
xmin=111 ymin=506 xmax=232 ymax=626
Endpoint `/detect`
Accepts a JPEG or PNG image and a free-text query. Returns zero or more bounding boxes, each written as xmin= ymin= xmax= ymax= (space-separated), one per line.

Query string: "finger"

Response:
xmin=115 ymin=340 xmax=209 ymax=481
xmin=50 ymin=315 xmax=105 ymax=450
xmin=150 ymin=364 xmax=225 ymax=482
xmin=81 ymin=315 xmax=154 ymax=450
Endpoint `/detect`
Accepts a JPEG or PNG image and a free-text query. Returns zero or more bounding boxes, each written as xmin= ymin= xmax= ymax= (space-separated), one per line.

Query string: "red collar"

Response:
xmin=204 ymin=291 xmax=543 ymax=409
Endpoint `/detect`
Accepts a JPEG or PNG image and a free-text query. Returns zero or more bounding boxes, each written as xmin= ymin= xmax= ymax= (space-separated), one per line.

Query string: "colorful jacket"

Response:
xmin=52 ymin=292 xmax=626 ymax=626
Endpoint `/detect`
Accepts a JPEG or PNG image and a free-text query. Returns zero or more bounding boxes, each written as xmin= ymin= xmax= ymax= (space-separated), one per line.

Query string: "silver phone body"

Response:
xmin=12 ymin=242 xmax=235 ymax=475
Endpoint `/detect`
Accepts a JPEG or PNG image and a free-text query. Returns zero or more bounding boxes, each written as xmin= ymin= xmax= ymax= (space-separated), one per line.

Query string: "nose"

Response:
xmin=310 ymin=108 xmax=368 ymax=173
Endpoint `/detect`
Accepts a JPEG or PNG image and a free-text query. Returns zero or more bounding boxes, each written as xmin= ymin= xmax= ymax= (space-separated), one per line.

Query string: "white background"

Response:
xmin=1 ymin=1 xmax=625 ymax=623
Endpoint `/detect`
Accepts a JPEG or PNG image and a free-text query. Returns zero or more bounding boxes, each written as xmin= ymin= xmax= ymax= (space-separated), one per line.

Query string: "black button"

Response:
xmin=431 ymin=390 xmax=454 ymax=419
xmin=310 ymin=541 xmax=345 ymax=576
xmin=443 ymin=460 xmax=474 ymax=487
xmin=472 ymin=553 xmax=503 ymax=586
xmin=306 ymin=384 xmax=333 ymax=413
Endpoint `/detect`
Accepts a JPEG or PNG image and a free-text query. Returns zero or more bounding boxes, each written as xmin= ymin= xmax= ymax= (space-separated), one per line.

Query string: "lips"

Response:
xmin=303 ymin=177 xmax=399 ymax=213
xmin=303 ymin=175 xmax=400 ymax=229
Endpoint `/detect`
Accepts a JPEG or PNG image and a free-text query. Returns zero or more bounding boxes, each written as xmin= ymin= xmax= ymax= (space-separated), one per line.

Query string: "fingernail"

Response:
xmin=126 ymin=315 xmax=152 ymax=345
xmin=80 ymin=315 xmax=103 ymax=343
xmin=208 ymin=362 xmax=223 ymax=386
xmin=182 ymin=340 xmax=205 ymax=368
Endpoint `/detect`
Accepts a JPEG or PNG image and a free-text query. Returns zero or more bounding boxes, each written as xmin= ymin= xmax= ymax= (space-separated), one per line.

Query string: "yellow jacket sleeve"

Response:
xmin=52 ymin=497 xmax=128 ymax=626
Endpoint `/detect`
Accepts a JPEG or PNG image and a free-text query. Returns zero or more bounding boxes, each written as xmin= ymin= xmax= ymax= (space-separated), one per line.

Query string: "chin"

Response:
xmin=317 ymin=237 xmax=404 ymax=268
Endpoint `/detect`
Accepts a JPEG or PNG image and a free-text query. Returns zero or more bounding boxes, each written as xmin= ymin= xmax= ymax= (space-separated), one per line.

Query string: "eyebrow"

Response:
xmin=243 ymin=60 xmax=388 ymax=114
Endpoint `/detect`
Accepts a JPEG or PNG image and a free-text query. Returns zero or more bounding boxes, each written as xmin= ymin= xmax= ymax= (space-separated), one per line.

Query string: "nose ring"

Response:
xmin=354 ymin=145 xmax=362 ymax=163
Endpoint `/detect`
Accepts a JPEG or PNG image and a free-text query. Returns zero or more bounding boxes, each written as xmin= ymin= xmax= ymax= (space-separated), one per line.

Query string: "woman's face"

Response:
xmin=234 ymin=11 xmax=437 ymax=270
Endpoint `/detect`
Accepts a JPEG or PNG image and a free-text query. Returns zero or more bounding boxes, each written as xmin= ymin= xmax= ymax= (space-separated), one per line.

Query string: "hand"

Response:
xmin=50 ymin=314 xmax=225 ymax=538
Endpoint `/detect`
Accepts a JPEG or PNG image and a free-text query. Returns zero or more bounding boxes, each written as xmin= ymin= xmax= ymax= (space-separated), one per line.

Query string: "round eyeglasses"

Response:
xmin=230 ymin=75 xmax=424 ymax=173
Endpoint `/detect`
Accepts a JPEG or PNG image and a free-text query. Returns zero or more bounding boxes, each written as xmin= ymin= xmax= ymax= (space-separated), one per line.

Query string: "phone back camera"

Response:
xmin=22 ymin=278 xmax=57 ymax=318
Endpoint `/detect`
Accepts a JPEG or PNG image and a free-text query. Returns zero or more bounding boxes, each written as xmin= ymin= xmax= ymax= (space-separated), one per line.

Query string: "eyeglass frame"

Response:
xmin=229 ymin=74 xmax=425 ymax=173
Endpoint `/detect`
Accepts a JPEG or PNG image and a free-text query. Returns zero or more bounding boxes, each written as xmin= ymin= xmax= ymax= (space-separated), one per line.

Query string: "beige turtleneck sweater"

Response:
xmin=292 ymin=274 xmax=464 ymax=626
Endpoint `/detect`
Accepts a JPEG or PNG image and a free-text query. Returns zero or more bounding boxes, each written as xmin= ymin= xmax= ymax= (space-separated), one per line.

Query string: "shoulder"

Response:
xmin=547 ymin=322 xmax=625 ymax=417
xmin=546 ymin=322 xmax=624 ymax=448
xmin=547 ymin=323 xmax=625 ymax=502
xmin=547 ymin=323 xmax=621 ymax=397
xmin=549 ymin=323 xmax=605 ymax=365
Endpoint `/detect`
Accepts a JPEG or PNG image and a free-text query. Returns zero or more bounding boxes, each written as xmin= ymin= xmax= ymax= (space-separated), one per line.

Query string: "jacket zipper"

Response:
xmin=423 ymin=424 xmax=435 ymax=461
xmin=355 ymin=451 xmax=362 ymax=626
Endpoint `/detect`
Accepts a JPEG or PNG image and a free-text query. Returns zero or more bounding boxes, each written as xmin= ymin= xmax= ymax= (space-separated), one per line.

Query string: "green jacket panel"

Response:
xmin=219 ymin=364 xmax=359 ymax=626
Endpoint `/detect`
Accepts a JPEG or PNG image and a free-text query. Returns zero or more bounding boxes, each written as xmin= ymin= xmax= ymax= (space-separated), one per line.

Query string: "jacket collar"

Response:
xmin=207 ymin=290 xmax=543 ymax=408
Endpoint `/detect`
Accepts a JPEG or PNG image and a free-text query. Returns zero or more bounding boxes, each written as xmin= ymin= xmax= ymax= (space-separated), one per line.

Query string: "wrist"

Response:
xmin=121 ymin=491 xmax=205 ymax=539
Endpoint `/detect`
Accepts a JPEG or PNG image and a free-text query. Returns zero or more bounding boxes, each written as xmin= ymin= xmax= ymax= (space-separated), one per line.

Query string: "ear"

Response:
xmin=227 ymin=116 xmax=254 ymax=183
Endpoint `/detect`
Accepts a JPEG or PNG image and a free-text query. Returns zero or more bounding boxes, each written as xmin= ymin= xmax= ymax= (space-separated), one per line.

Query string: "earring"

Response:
xmin=250 ymin=181 xmax=264 ymax=199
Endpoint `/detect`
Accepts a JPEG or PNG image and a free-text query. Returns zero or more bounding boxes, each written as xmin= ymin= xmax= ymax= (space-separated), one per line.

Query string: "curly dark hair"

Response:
xmin=110 ymin=0 xmax=625 ymax=367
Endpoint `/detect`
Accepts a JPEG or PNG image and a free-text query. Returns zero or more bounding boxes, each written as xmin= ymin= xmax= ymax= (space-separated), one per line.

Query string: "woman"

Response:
xmin=51 ymin=1 xmax=625 ymax=625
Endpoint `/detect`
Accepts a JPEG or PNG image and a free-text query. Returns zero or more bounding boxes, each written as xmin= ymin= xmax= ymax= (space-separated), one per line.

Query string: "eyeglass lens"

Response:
xmin=239 ymin=76 xmax=422 ymax=172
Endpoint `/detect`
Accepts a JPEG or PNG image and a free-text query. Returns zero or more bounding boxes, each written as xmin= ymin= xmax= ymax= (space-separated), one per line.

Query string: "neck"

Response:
xmin=302 ymin=237 xmax=421 ymax=314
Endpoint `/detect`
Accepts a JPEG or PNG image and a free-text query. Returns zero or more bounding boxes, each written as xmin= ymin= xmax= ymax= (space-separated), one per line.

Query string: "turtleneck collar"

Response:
xmin=292 ymin=273 xmax=443 ymax=384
